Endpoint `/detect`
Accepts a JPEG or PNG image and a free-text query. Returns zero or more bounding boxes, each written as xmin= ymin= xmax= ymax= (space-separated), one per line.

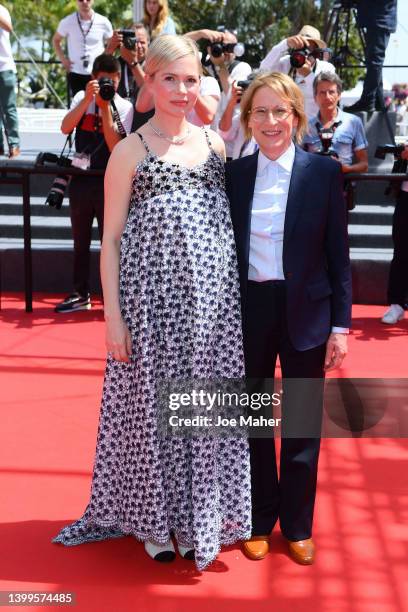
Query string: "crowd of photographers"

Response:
xmin=23 ymin=0 xmax=401 ymax=323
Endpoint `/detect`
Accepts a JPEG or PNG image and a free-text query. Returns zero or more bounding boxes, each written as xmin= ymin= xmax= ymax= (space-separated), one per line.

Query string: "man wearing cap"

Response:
xmin=259 ymin=25 xmax=335 ymax=119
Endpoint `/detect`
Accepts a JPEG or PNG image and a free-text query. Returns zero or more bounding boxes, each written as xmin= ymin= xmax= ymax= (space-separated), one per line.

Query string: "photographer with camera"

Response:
xmin=54 ymin=54 xmax=134 ymax=314
xmin=303 ymin=72 xmax=368 ymax=174
xmin=53 ymin=0 xmax=113 ymax=98
xmin=187 ymin=28 xmax=251 ymax=157
xmin=106 ymin=23 xmax=154 ymax=130
xmin=218 ymin=78 xmax=257 ymax=159
xmin=381 ymin=145 xmax=408 ymax=324
xmin=260 ymin=25 xmax=335 ymax=119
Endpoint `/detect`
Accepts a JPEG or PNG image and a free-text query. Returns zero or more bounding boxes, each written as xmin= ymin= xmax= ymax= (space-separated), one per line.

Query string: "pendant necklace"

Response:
xmin=148 ymin=120 xmax=191 ymax=145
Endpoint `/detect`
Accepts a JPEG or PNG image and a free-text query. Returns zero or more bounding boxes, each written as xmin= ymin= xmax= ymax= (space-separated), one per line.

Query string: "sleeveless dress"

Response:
xmin=53 ymin=129 xmax=252 ymax=570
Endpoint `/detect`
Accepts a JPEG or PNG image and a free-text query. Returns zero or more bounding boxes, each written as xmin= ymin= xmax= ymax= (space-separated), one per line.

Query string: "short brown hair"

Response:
xmin=240 ymin=72 xmax=307 ymax=143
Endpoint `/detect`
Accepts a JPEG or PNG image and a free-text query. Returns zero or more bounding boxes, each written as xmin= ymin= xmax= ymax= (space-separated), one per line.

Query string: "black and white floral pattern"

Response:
xmin=53 ymin=130 xmax=252 ymax=570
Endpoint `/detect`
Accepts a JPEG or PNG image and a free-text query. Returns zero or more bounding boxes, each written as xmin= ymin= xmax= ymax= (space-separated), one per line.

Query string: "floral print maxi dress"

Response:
xmin=53 ymin=129 xmax=252 ymax=570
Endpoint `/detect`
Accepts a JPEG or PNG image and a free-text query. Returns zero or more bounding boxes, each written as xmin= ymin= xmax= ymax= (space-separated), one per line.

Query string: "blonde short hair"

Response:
xmin=144 ymin=34 xmax=202 ymax=76
xmin=240 ymin=72 xmax=307 ymax=143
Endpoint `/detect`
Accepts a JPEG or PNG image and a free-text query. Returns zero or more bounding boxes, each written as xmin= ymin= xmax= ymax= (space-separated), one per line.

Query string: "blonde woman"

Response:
xmin=53 ymin=35 xmax=251 ymax=571
xmin=226 ymin=72 xmax=351 ymax=565
xmin=143 ymin=0 xmax=176 ymax=39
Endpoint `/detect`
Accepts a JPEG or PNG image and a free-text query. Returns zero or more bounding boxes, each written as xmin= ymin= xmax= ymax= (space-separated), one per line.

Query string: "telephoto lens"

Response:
xmin=289 ymin=48 xmax=308 ymax=68
xmin=210 ymin=42 xmax=224 ymax=58
xmin=98 ymin=77 xmax=115 ymax=101
xmin=45 ymin=175 xmax=71 ymax=210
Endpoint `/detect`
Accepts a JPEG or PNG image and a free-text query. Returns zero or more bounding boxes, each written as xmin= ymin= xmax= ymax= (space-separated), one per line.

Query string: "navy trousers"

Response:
xmin=243 ymin=280 xmax=326 ymax=541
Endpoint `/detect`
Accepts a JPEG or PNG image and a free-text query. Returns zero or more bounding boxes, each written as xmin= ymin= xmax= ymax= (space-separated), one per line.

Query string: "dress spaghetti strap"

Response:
xmin=136 ymin=132 xmax=151 ymax=154
xmin=202 ymin=126 xmax=213 ymax=151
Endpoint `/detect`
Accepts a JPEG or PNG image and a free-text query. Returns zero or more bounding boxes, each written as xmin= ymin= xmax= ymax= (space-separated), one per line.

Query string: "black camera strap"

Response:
xmin=59 ymin=134 xmax=72 ymax=162
xmin=110 ymin=100 xmax=127 ymax=138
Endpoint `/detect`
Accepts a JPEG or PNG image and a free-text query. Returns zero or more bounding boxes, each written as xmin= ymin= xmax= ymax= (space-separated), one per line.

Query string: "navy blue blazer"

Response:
xmin=225 ymin=146 xmax=352 ymax=352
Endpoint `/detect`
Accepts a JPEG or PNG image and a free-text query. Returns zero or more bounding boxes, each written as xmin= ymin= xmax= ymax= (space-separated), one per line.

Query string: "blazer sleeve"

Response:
xmin=325 ymin=163 xmax=352 ymax=328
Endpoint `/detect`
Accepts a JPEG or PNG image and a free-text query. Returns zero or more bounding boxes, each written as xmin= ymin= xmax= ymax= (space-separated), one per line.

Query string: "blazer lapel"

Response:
xmin=284 ymin=146 xmax=311 ymax=245
xmin=232 ymin=150 xmax=259 ymax=267
xmin=240 ymin=149 xmax=259 ymax=231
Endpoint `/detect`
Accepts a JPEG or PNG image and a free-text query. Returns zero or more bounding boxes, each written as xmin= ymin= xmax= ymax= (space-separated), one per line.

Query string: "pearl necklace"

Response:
xmin=148 ymin=120 xmax=191 ymax=145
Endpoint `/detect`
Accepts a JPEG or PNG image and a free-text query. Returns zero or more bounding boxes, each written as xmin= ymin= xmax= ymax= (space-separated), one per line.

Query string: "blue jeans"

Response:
xmin=0 ymin=70 xmax=19 ymax=149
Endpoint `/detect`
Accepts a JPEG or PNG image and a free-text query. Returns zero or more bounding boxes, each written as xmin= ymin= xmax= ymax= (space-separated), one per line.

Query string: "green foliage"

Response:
xmin=4 ymin=0 xmax=364 ymax=107
xmin=171 ymin=0 xmax=225 ymax=35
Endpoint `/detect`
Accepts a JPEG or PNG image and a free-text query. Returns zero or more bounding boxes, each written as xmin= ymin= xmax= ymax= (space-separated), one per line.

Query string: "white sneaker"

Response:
xmin=381 ymin=304 xmax=405 ymax=324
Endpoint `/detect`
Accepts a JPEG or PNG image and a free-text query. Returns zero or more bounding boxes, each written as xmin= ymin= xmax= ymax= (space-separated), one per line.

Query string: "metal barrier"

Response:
xmin=0 ymin=160 xmax=406 ymax=313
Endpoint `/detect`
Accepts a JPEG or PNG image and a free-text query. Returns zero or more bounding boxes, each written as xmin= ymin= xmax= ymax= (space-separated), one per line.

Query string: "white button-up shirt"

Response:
xmin=248 ymin=143 xmax=349 ymax=334
xmin=248 ymin=143 xmax=294 ymax=282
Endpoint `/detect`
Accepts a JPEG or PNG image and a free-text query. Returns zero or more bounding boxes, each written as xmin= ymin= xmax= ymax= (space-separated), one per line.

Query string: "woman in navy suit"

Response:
xmin=225 ymin=72 xmax=352 ymax=565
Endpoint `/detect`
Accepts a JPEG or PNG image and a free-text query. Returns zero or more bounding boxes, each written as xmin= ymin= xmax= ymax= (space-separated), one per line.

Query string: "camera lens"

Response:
xmin=210 ymin=43 xmax=224 ymax=58
xmin=45 ymin=176 xmax=70 ymax=210
xmin=98 ymin=77 xmax=115 ymax=101
xmin=290 ymin=50 xmax=307 ymax=69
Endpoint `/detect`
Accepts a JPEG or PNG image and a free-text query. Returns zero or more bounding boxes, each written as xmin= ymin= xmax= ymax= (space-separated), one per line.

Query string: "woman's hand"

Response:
xmin=105 ymin=316 xmax=132 ymax=362
xmin=324 ymin=332 xmax=348 ymax=371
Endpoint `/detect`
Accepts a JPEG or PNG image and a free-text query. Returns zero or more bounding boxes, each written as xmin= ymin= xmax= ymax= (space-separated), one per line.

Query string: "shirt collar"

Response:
xmin=315 ymin=107 xmax=343 ymax=125
xmin=257 ymin=142 xmax=295 ymax=175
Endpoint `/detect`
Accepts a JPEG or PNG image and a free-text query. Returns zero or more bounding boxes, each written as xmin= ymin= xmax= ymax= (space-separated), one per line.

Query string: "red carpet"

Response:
xmin=0 ymin=294 xmax=407 ymax=612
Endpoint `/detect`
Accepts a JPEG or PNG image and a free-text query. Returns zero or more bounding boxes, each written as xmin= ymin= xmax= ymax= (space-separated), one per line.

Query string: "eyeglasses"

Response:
xmin=249 ymin=107 xmax=293 ymax=123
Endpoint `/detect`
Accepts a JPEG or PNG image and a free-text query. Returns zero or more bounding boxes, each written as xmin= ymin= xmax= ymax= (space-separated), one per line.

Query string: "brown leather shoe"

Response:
xmin=242 ymin=535 xmax=270 ymax=560
xmin=8 ymin=147 xmax=20 ymax=158
xmin=287 ymin=538 xmax=315 ymax=565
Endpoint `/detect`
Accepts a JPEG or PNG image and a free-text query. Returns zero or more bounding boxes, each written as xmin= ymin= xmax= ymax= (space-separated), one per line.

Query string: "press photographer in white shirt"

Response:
xmin=259 ymin=25 xmax=335 ymax=119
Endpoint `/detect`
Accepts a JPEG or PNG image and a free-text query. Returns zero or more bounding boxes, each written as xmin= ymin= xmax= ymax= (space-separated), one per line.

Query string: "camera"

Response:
xmin=36 ymin=152 xmax=72 ymax=210
xmin=289 ymin=46 xmax=330 ymax=69
xmin=237 ymin=80 xmax=251 ymax=91
xmin=316 ymin=128 xmax=338 ymax=158
xmin=375 ymin=144 xmax=405 ymax=160
xmin=119 ymin=29 xmax=137 ymax=50
xmin=375 ymin=143 xmax=407 ymax=179
xmin=98 ymin=77 xmax=115 ymax=101
xmin=209 ymin=41 xmax=245 ymax=58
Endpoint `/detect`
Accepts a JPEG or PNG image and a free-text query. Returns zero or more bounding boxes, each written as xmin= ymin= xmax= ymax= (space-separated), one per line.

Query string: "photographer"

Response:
xmin=218 ymin=79 xmax=257 ymax=159
xmin=53 ymin=0 xmax=113 ymax=97
xmin=55 ymin=54 xmax=134 ymax=314
xmin=381 ymin=145 xmax=408 ymax=325
xmin=259 ymin=25 xmax=335 ymax=118
xmin=303 ymin=72 xmax=368 ymax=174
xmin=106 ymin=23 xmax=154 ymax=130
xmin=186 ymin=28 xmax=251 ymax=156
